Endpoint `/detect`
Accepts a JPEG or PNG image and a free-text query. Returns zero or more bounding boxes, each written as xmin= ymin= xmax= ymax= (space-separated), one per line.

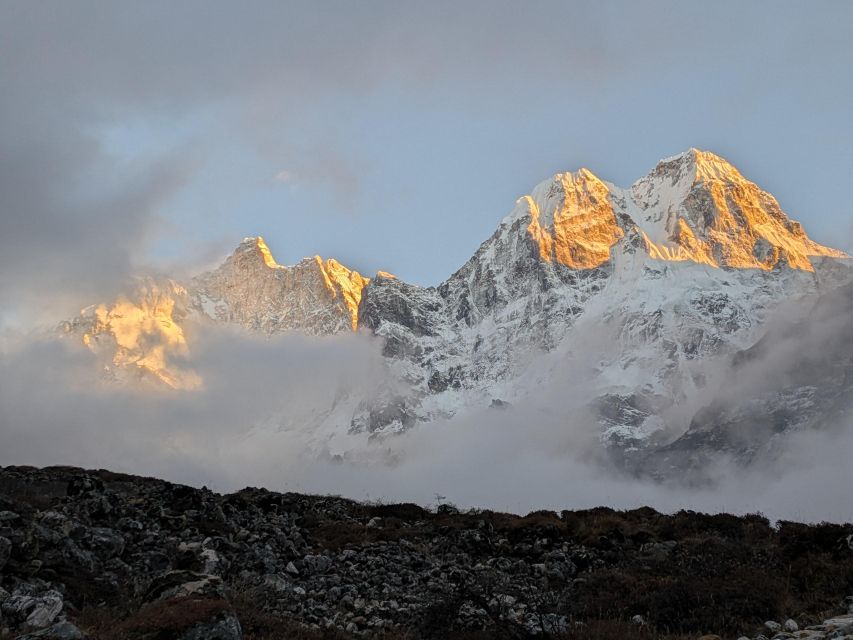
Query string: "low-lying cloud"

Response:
xmin=2 ymin=302 xmax=852 ymax=525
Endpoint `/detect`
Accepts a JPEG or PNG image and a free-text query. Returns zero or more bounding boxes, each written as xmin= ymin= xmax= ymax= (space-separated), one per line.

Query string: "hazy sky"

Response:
xmin=2 ymin=0 xmax=853 ymax=320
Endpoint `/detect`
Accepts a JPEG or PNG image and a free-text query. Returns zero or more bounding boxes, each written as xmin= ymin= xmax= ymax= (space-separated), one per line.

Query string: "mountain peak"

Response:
xmin=237 ymin=236 xmax=279 ymax=268
xmin=515 ymin=167 xmax=623 ymax=269
xmin=652 ymin=148 xmax=746 ymax=188
xmin=623 ymin=148 xmax=847 ymax=271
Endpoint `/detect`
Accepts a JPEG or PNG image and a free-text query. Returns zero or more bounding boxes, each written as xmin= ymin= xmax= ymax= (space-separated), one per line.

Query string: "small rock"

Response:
xmin=177 ymin=612 xmax=241 ymax=640
xmin=783 ymin=619 xmax=798 ymax=632
xmin=262 ymin=574 xmax=291 ymax=593
xmin=24 ymin=591 xmax=64 ymax=630
xmin=200 ymin=548 xmax=228 ymax=575
xmin=765 ymin=621 xmax=782 ymax=633
xmin=540 ymin=614 xmax=569 ymax=634
xmin=86 ymin=528 xmax=125 ymax=560
xmin=302 ymin=554 xmax=331 ymax=574
xmin=0 ymin=537 xmax=11 ymax=571
xmin=366 ymin=517 xmax=383 ymax=529
xmin=15 ymin=621 xmax=87 ymax=639
xmin=144 ymin=571 xmax=226 ymax=603
xmin=631 ymin=614 xmax=645 ymax=625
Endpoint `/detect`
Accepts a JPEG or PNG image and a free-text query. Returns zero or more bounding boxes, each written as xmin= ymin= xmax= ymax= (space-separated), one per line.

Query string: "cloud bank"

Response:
xmin=2 ymin=305 xmax=853 ymax=525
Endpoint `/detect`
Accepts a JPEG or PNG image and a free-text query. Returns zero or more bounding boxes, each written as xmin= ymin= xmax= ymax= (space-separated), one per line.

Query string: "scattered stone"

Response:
xmin=145 ymin=571 xmax=226 ymax=603
xmin=0 ymin=465 xmax=851 ymax=640
xmin=0 ymin=537 xmax=10 ymax=571
xmin=24 ymin=591 xmax=63 ymax=630
xmin=15 ymin=621 xmax=87 ymax=639
xmin=176 ymin=612 xmax=241 ymax=640
xmin=784 ymin=618 xmax=799 ymax=632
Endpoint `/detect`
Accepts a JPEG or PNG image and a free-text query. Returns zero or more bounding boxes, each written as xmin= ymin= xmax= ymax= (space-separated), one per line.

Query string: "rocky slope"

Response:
xmin=0 ymin=465 xmax=851 ymax=640
xmin=61 ymin=149 xmax=853 ymax=467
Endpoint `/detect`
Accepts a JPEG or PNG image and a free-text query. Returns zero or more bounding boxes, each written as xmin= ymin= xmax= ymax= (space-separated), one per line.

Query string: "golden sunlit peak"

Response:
xmin=239 ymin=236 xmax=279 ymax=268
xmin=660 ymin=148 xmax=746 ymax=185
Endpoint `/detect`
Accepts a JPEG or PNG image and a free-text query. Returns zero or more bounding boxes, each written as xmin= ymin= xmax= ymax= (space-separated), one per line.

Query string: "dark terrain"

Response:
xmin=0 ymin=465 xmax=851 ymax=640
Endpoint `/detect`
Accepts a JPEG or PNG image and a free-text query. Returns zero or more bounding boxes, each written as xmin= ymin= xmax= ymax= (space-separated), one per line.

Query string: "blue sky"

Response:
xmin=2 ymin=0 xmax=853 ymax=315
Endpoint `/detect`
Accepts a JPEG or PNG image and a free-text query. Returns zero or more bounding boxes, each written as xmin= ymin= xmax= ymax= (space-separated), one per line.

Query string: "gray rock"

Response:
xmin=2 ymin=594 xmax=36 ymax=622
xmin=784 ymin=618 xmax=799 ymax=632
xmin=177 ymin=612 xmax=242 ymax=640
xmin=0 ymin=536 xmax=11 ymax=571
xmin=86 ymin=528 xmax=125 ymax=560
xmin=15 ymin=621 xmax=87 ymax=639
xmin=200 ymin=548 xmax=228 ymax=575
xmin=766 ymin=621 xmax=782 ymax=632
xmin=262 ymin=574 xmax=291 ymax=593
xmin=540 ymin=613 xmax=569 ymax=634
xmin=144 ymin=571 xmax=226 ymax=603
xmin=302 ymin=555 xmax=332 ymax=574
xmin=24 ymin=592 xmax=63 ymax=630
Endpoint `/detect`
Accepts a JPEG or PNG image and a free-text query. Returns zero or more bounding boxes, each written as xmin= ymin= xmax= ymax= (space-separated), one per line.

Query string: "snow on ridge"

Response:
xmin=60 ymin=148 xmax=853 ymax=461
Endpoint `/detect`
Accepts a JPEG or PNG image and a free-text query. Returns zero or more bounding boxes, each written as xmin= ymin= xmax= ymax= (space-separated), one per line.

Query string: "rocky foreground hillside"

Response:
xmin=0 ymin=466 xmax=851 ymax=639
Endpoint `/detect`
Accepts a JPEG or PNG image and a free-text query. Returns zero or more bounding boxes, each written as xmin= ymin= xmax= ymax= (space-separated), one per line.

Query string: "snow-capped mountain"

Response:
xmin=62 ymin=149 xmax=853 ymax=466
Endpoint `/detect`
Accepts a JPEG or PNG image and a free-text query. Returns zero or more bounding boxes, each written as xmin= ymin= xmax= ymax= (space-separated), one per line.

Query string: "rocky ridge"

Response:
xmin=0 ymin=465 xmax=851 ymax=640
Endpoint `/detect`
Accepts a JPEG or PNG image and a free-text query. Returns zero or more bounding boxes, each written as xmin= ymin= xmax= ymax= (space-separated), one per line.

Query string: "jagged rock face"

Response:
xmin=524 ymin=168 xmax=624 ymax=269
xmin=61 ymin=149 xmax=853 ymax=463
xmin=191 ymin=237 xmax=368 ymax=335
xmin=63 ymin=238 xmax=369 ymax=389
